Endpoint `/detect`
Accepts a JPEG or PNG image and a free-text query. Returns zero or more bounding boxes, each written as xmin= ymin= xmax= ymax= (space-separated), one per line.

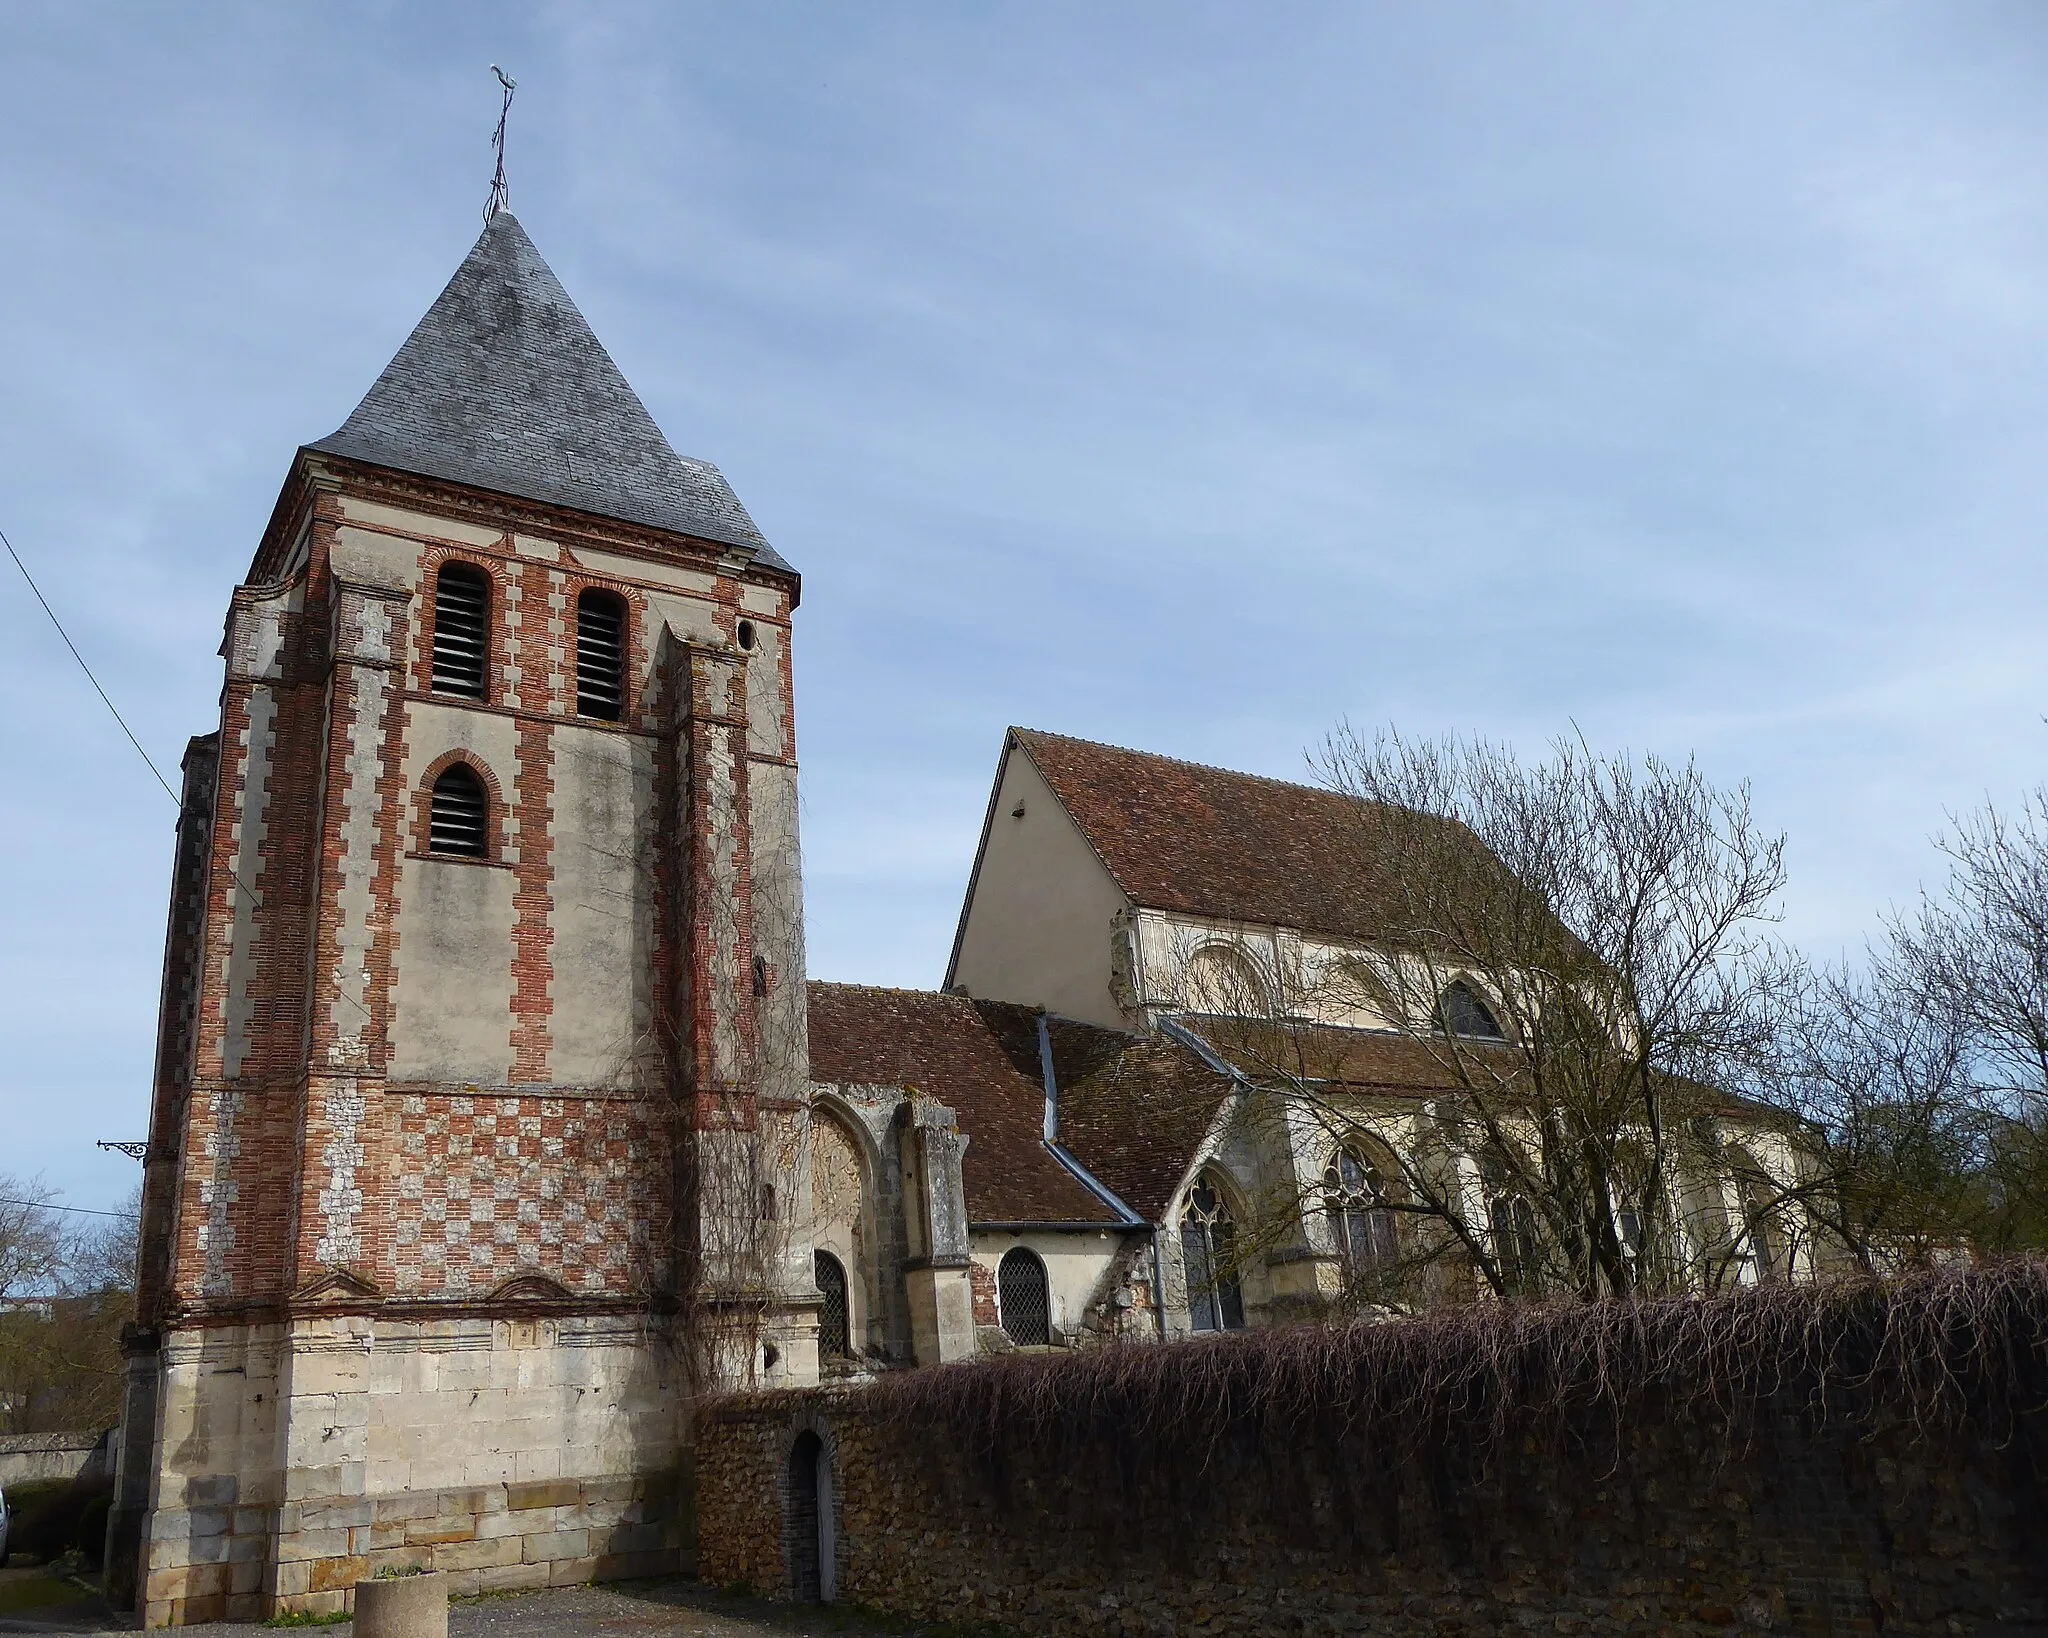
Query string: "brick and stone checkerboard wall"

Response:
xmin=698 ymin=1354 xmax=2048 ymax=1637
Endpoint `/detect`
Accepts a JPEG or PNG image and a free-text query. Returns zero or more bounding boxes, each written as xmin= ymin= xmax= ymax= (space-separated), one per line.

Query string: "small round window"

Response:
xmin=736 ymin=619 xmax=756 ymax=651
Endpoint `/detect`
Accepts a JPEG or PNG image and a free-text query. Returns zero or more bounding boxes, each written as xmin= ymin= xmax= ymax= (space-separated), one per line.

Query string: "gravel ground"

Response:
xmin=0 ymin=1577 xmax=1000 ymax=1638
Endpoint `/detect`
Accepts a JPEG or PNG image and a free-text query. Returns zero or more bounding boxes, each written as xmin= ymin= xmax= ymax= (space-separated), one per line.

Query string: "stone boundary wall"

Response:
xmin=698 ymin=1361 xmax=2048 ymax=1637
xmin=0 ymin=1430 xmax=113 ymax=1487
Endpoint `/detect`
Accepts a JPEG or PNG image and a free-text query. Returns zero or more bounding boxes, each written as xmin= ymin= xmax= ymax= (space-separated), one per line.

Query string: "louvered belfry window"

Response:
xmin=429 ymin=764 xmax=489 ymax=858
xmin=431 ymin=562 xmax=490 ymax=698
xmin=576 ymin=590 xmax=626 ymax=720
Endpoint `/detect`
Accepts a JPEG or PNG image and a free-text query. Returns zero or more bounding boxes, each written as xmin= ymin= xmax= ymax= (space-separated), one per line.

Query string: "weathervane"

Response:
xmin=485 ymin=64 xmax=517 ymax=222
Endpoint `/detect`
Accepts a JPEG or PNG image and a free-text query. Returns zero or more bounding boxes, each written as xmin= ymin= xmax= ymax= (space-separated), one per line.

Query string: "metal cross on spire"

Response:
xmin=485 ymin=64 xmax=517 ymax=222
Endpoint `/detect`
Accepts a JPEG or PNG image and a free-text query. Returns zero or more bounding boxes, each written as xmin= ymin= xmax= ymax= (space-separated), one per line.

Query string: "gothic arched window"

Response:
xmin=1481 ymin=1147 xmax=1541 ymax=1294
xmin=575 ymin=588 xmax=626 ymax=721
xmin=1324 ymin=1145 xmax=1400 ymax=1272
xmin=997 ymin=1247 xmax=1051 ymax=1346
xmin=428 ymin=764 xmax=489 ymax=858
xmin=1180 ymin=1175 xmax=1246 ymax=1332
xmin=814 ymin=1251 xmax=850 ymax=1360
xmin=430 ymin=561 xmax=491 ymax=699
xmin=1440 ymin=978 xmax=1505 ymax=1040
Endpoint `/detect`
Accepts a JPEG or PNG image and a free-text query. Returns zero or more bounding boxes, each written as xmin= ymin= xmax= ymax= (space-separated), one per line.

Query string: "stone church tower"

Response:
xmin=109 ymin=213 xmax=817 ymax=1625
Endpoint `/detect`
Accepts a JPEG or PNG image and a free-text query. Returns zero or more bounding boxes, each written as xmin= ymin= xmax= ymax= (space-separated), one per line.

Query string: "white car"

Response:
xmin=0 ymin=1481 xmax=10 ymax=1564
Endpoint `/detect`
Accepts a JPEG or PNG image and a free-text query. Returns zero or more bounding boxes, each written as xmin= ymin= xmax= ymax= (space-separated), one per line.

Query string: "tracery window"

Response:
xmin=1480 ymin=1148 xmax=1541 ymax=1294
xmin=430 ymin=561 xmax=490 ymax=699
xmin=997 ymin=1247 xmax=1051 ymax=1346
xmin=1180 ymin=1175 xmax=1246 ymax=1332
xmin=1440 ymin=979 xmax=1505 ymax=1041
xmin=815 ymin=1251 xmax=851 ymax=1359
xmin=1324 ymin=1145 xmax=1400 ymax=1272
xmin=427 ymin=764 xmax=489 ymax=858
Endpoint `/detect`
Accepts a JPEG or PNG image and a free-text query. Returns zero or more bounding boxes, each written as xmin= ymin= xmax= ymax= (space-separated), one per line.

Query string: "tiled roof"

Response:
xmin=310 ymin=213 xmax=790 ymax=571
xmin=1012 ymin=728 xmax=1502 ymax=942
xmin=805 ymin=983 xmax=1122 ymax=1227
xmin=1046 ymin=1019 xmax=1236 ymax=1221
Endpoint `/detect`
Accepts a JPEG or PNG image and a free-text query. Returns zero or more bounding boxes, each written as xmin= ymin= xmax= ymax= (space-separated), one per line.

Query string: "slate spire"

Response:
xmin=311 ymin=212 xmax=788 ymax=569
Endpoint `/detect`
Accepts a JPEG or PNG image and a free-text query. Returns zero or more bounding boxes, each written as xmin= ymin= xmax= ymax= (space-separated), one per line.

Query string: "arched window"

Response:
xmin=1180 ymin=1175 xmax=1246 ymax=1332
xmin=430 ymin=562 xmax=490 ymax=699
xmin=1324 ymin=1145 xmax=1400 ymax=1272
xmin=1440 ymin=979 xmax=1504 ymax=1040
xmin=428 ymin=764 xmax=489 ymax=858
xmin=814 ymin=1251 xmax=850 ymax=1359
xmin=1182 ymin=945 xmax=1270 ymax=1017
xmin=575 ymin=589 xmax=626 ymax=720
xmin=1480 ymin=1147 xmax=1541 ymax=1294
xmin=752 ymin=954 xmax=770 ymax=998
xmin=997 ymin=1247 xmax=1051 ymax=1346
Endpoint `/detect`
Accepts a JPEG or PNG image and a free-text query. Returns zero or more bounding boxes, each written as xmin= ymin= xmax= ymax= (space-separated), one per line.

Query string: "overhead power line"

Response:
xmin=0 ymin=1196 xmax=134 ymax=1220
xmin=2 ymin=522 xmax=180 ymax=806
xmin=1 ymin=517 xmax=378 ymax=1025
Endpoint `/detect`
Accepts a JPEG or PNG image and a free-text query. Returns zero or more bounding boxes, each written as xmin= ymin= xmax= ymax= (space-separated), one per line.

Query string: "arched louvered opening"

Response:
xmin=815 ymin=1251 xmax=850 ymax=1360
xmin=428 ymin=764 xmax=489 ymax=858
xmin=575 ymin=589 xmax=626 ymax=720
xmin=431 ymin=562 xmax=490 ymax=698
xmin=997 ymin=1247 xmax=1051 ymax=1346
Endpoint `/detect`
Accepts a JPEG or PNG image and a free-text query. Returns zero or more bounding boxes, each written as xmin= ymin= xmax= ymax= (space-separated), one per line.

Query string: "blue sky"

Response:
xmin=4 ymin=4 xmax=2047 ymax=1211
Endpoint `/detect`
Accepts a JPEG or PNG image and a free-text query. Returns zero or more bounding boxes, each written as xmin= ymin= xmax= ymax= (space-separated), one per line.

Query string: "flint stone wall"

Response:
xmin=697 ymin=1375 xmax=2048 ymax=1638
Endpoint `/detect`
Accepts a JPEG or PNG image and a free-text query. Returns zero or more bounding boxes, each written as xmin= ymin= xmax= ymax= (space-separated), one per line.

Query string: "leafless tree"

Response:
xmin=1184 ymin=729 xmax=1800 ymax=1304
xmin=0 ymin=1183 xmax=136 ymax=1434
xmin=1880 ymin=788 xmax=2048 ymax=1252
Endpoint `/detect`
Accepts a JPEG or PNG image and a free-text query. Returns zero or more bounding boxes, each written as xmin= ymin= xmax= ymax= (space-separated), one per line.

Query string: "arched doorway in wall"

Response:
xmin=785 ymin=1430 xmax=837 ymax=1602
xmin=997 ymin=1247 xmax=1050 ymax=1345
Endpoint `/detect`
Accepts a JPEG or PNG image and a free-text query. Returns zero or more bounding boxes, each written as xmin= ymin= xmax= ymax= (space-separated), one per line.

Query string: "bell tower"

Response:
xmin=109 ymin=213 xmax=816 ymax=1625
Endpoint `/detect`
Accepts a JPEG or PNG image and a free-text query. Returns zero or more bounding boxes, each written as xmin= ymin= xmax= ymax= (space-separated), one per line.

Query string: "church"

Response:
xmin=110 ymin=213 xmax=1809 ymax=1625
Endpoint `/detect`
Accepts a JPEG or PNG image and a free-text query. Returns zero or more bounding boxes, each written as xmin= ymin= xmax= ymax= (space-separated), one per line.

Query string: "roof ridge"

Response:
xmin=806 ymin=979 xmax=962 ymax=1001
xmin=1011 ymin=725 xmax=1359 ymax=806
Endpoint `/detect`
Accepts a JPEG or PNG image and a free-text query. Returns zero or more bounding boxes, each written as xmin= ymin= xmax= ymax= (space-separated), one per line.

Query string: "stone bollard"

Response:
xmin=352 ymin=1572 xmax=448 ymax=1638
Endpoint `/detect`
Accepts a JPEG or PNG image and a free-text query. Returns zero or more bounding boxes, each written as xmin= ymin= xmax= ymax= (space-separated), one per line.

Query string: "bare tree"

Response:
xmin=0 ymin=1183 xmax=136 ymax=1434
xmin=1882 ymin=788 xmax=2048 ymax=1252
xmin=1183 ymin=730 xmax=1799 ymax=1305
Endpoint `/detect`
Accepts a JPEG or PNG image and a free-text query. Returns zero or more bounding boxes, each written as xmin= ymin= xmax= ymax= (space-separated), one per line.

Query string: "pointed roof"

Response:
xmin=310 ymin=213 xmax=789 ymax=571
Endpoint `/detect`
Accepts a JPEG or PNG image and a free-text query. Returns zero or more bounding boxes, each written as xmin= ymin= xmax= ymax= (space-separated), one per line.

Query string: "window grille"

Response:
xmin=997 ymin=1248 xmax=1050 ymax=1346
xmin=1180 ymin=1176 xmax=1246 ymax=1332
xmin=1440 ymin=979 xmax=1504 ymax=1040
xmin=428 ymin=765 xmax=489 ymax=857
xmin=1324 ymin=1146 xmax=1399 ymax=1271
xmin=815 ymin=1251 xmax=850 ymax=1359
xmin=431 ymin=563 xmax=490 ymax=698
xmin=576 ymin=590 xmax=626 ymax=720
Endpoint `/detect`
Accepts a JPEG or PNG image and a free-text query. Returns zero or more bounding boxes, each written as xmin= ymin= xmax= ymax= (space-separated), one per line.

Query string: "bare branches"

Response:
xmin=868 ymin=1261 xmax=2048 ymax=1483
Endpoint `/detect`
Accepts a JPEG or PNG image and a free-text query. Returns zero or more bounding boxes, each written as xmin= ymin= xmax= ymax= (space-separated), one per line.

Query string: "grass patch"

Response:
xmin=263 ymin=1608 xmax=351 ymax=1627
